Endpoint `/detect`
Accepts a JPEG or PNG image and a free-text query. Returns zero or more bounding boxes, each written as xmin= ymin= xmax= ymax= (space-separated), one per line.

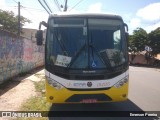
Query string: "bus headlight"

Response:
xmin=114 ymin=76 xmax=129 ymax=88
xmin=47 ymin=77 xmax=64 ymax=90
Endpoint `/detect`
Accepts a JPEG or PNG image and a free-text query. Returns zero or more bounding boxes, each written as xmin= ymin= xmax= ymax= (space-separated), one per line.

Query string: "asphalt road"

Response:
xmin=129 ymin=66 xmax=160 ymax=111
xmin=48 ymin=66 xmax=160 ymax=120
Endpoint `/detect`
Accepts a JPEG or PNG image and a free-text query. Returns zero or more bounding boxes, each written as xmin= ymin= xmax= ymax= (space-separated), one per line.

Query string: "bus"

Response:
xmin=36 ymin=13 xmax=129 ymax=103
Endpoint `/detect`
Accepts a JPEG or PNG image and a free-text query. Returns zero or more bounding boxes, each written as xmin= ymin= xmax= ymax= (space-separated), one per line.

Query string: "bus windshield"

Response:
xmin=46 ymin=17 xmax=127 ymax=69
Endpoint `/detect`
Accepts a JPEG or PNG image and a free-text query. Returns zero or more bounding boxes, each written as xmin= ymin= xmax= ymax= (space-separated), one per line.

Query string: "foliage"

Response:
xmin=20 ymin=96 xmax=51 ymax=111
xmin=129 ymin=27 xmax=160 ymax=56
xmin=34 ymin=80 xmax=46 ymax=96
xmin=19 ymin=96 xmax=51 ymax=120
xmin=128 ymin=28 xmax=148 ymax=53
xmin=0 ymin=9 xmax=31 ymax=33
xmin=19 ymin=81 xmax=51 ymax=120
xmin=148 ymin=27 xmax=160 ymax=55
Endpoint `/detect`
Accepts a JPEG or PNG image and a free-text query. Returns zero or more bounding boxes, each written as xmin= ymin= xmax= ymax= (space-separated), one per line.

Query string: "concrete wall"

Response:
xmin=129 ymin=53 xmax=160 ymax=65
xmin=0 ymin=30 xmax=44 ymax=84
xmin=21 ymin=28 xmax=37 ymax=42
xmin=129 ymin=54 xmax=147 ymax=64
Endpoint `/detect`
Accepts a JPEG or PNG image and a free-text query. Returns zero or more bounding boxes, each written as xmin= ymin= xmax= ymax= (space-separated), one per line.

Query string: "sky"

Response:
xmin=1 ymin=0 xmax=160 ymax=34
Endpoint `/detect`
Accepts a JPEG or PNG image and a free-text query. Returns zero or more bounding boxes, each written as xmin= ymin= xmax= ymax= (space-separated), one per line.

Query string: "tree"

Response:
xmin=0 ymin=9 xmax=31 ymax=33
xmin=129 ymin=28 xmax=148 ymax=53
xmin=128 ymin=35 xmax=137 ymax=53
xmin=148 ymin=27 xmax=160 ymax=55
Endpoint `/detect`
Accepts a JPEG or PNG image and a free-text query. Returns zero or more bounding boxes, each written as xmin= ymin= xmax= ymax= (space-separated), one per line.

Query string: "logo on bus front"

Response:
xmin=87 ymin=82 xmax=92 ymax=87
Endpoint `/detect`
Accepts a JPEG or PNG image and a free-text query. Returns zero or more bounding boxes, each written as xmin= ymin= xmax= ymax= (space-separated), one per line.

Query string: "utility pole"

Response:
xmin=64 ymin=0 xmax=68 ymax=12
xmin=18 ymin=2 xmax=20 ymax=36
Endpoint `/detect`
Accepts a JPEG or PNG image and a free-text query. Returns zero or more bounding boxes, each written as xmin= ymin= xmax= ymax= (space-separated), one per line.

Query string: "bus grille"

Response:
xmin=75 ymin=75 xmax=104 ymax=80
xmin=54 ymin=72 xmax=105 ymax=80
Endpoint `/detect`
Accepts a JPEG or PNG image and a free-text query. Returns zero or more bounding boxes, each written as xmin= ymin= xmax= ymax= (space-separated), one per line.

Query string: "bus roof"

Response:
xmin=49 ymin=12 xmax=123 ymax=21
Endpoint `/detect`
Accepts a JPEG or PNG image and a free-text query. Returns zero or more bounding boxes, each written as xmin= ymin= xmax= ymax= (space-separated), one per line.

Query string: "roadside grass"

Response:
xmin=34 ymin=80 xmax=46 ymax=97
xmin=16 ymin=80 xmax=52 ymax=120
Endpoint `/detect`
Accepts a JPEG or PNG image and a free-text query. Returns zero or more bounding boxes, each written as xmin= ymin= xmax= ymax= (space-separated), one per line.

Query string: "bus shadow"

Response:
xmin=50 ymin=99 xmax=142 ymax=111
xmin=48 ymin=99 xmax=156 ymax=120
xmin=0 ymin=66 xmax=44 ymax=96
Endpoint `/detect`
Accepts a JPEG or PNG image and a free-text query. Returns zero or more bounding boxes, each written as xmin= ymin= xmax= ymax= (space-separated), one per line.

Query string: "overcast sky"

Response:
xmin=1 ymin=0 xmax=160 ymax=34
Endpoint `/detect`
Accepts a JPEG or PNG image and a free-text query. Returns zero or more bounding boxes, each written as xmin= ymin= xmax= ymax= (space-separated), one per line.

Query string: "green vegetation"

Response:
xmin=17 ymin=80 xmax=52 ymax=120
xmin=34 ymin=80 xmax=46 ymax=96
xmin=20 ymin=96 xmax=51 ymax=111
xmin=0 ymin=9 xmax=31 ymax=33
xmin=129 ymin=27 xmax=160 ymax=55
xmin=129 ymin=28 xmax=148 ymax=53
xmin=148 ymin=27 xmax=160 ymax=55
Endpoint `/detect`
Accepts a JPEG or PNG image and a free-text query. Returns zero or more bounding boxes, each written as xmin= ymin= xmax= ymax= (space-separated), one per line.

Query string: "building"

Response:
xmin=21 ymin=28 xmax=46 ymax=44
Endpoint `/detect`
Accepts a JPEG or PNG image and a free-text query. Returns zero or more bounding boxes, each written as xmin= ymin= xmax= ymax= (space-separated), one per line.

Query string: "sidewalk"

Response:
xmin=0 ymin=68 xmax=45 ymax=111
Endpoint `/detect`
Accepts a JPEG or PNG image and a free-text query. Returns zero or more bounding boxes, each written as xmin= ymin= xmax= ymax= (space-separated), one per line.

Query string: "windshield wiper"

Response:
xmin=89 ymin=43 xmax=114 ymax=70
xmin=89 ymin=32 xmax=112 ymax=69
xmin=54 ymin=29 xmax=68 ymax=56
xmin=99 ymin=49 xmax=113 ymax=70
xmin=67 ymin=44 xmax=86 ymax=68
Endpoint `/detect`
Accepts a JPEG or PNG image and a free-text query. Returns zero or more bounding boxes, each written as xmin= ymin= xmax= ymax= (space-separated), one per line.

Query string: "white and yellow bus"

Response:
xmin=37 ymin=13 xmax=129 ymax=103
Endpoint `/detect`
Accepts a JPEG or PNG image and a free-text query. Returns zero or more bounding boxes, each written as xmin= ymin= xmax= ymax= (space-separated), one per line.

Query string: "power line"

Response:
xmin=10 ymin=2 xmax=46 ymax=12
xmin=11 ymin=5 xmax=46 ymax=13
xmin=21 ymin=6 xmax=45 ymax=12
xmin=43 ymin=0 xmax=52 ymax=13
xmin=21 ymin=7 xmax=45 ymax=22
xmin=69 ymin=0 xmax=84 ymax=11
xmin=38 ymin=0 xmax=50 ymax=14
xmin=53 ymin=0 xmax=62 ymax=12
xmin=12 ymin=0 xmax=18 ymax=4
xmin=21 ymin=7 xmax=34 ymax=16
xmin=47 ymin=0 xmax=58 ymax=13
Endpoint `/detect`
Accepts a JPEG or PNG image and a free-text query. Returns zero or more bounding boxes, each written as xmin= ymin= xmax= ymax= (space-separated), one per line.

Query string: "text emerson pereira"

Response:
xmin=130 ymin=113 xmax=157 ymax=117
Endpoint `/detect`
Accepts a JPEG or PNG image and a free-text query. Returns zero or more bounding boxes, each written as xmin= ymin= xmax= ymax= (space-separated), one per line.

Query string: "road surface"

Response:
xmin=129 ymin=66 xmax=160 ymax=111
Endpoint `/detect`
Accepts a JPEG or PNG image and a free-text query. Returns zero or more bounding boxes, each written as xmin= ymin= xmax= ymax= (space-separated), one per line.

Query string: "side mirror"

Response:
xmin=125 ymin=32 xmax=129 ymax=41
xmin=39 ymin=21 xmax=48 ymax=29
xmin=36 ymin=21 xmax=48 ymax=46
xmin=36 ymin=30 xmax=43 ymax=45
xmin=126 ymin=32 xmax=129 ymax=49
xmin=124 ymin=23 xmax=129 ymax=45
xmin=124 ymin=23 xmax=128 ymax=32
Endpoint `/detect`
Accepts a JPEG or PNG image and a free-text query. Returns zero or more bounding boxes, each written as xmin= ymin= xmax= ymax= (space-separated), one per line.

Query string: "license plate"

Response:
xmin=81 ymin=99 xmax=97 ymax=103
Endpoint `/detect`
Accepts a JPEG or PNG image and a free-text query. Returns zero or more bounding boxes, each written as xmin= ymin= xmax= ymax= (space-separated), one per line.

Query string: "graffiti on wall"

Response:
xmin=0 ymin=30 xmax=44 ymax=84
xmin=23 ymin=39 xmax=33 ymax=61
xmin=0 ymin=36 xmax=23 ymax=60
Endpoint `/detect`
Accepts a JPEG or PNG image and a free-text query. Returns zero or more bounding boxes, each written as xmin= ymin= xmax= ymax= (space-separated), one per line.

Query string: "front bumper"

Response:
xmin=45 ymin=79 xmax=128 ymax=103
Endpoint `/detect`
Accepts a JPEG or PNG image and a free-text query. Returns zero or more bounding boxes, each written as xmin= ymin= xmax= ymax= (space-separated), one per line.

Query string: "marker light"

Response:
xmin=114 ymin=76 xmax=129 ymax=88
xmin=47 ymin=77 xmax=64 ymax=90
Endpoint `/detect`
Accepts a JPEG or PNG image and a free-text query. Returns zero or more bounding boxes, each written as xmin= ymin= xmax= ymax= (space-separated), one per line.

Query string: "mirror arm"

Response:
xmin=124 ymin=23 xmax=128 ymax=32
xmin=39 ymin=21 xmax=48 ymax=30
